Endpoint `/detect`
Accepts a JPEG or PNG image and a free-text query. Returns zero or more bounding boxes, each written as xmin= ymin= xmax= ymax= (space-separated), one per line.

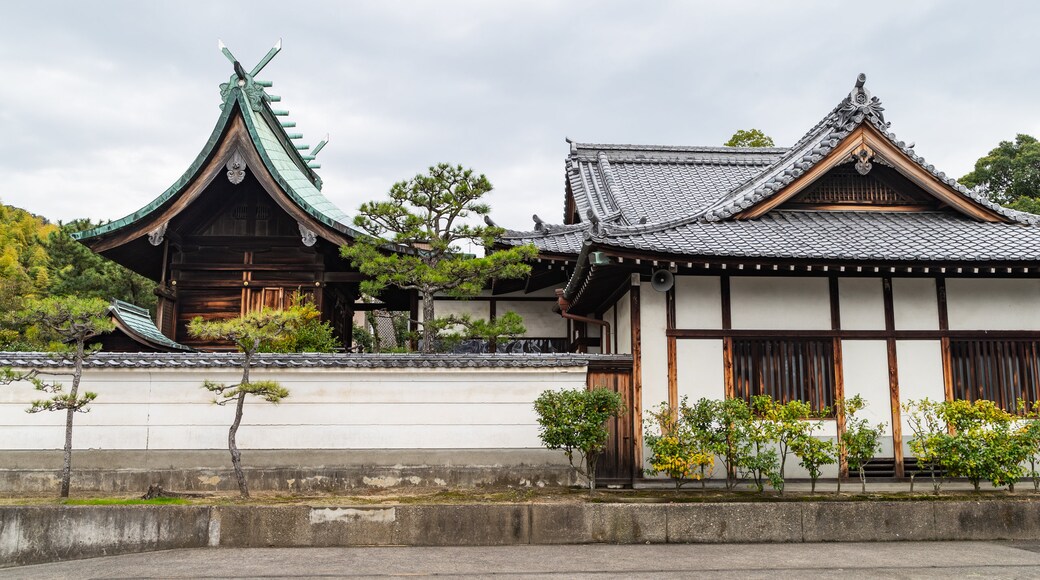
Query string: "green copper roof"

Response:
xmin=108 ymin=300 xmax=194 ymax=352
xmin=74 ymin=44 xmax=360 ymax=242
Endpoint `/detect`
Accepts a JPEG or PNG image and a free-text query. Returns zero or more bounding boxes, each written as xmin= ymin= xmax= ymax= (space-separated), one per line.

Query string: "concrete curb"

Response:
xmin=3 ymin=501 xmax=1040 ymax=567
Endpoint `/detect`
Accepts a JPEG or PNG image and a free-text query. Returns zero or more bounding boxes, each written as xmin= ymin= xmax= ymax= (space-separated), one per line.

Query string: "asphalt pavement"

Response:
xmin=4 ymin=541 xmax=1040 ymax=579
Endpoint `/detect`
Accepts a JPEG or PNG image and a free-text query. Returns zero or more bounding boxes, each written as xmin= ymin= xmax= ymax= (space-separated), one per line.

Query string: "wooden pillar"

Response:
xmin=882 ymin=277 xmax=905 ymax=477
xmin=721 ymin=276 xmax=734 ymax=399
xmin=829 ymin=277 xmax=848 ymax=478
xmin=629 ymin=274 xmax=643 ymax=479
xmin=666 ymin=285 xmax=678 ymax=412
xmin=937 ymin=278 xmax=954 ymax=402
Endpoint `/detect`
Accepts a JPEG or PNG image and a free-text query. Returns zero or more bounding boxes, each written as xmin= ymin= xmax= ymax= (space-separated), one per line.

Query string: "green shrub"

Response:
xmin=838 ymin=395 xmax=885 ymax=494
xmin=534 ymin=387 xmax=625 ymax=491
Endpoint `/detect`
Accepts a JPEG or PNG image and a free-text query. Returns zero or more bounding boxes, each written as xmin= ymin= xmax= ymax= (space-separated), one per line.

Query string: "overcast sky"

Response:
xmin=1 ymin=1 xmax=1039 ymax=231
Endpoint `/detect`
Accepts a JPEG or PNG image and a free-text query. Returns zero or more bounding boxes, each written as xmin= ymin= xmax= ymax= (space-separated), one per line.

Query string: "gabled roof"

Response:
xmin=107 ymin=300 xmax=194 ymax=352
xmin=699 ymin=74 xmax=1033 ymax=224
xmin=530 ymin=74 xmax=1040 ymax=308
xmin=73 ymin=42 xmax=361 ymax=247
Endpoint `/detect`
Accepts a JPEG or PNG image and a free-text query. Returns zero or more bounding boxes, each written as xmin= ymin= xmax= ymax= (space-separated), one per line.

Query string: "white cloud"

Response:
xmin=1 ymin=0 xmax=1038 ymax=224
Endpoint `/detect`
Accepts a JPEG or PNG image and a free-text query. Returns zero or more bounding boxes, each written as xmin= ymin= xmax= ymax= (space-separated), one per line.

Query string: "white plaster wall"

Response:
xmin=840 ymin=340 xmax=894 ymax=436
xmin=640 ymin=282 xmax=669 ymax=417
xmin=946 ymin=278 xmax=1040 ymax=330
xmin=896 ymin=340 xmax=946 ymax=457
xmin=0 ymin=367 xmax=587 ymax=451
xmin=432 ymin=299 xmax=490 ymax=322
xmin=497 ymin=300 xmax=565 ymax=337
xmin=675 ymin=276 xmax=721 ymax=329
xmin=730 ymin=277 xmax=830 ymax=330
xmin=675 ymin=340 xmax=724 ymax=402
xmin=616 ymin=291 xmax=632 ymax=355
xmin=892 ymin=278 xmax=938 ymax=330
xmin=838 ymin=278 xmax=885 ymax=330
xmin=603 ymin=305 xmax=615 ymax=353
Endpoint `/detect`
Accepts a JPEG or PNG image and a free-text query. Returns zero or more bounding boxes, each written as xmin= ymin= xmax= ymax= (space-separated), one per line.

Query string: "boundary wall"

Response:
xmin=0 ymin=353 xmax=625 ymax=492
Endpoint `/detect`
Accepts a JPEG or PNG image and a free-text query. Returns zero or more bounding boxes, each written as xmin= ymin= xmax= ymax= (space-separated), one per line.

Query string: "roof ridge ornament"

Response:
xmin=217 ymin=39 xmax=282 ymax=112
xmin=834 ymin=73 xmax=887 ymax=130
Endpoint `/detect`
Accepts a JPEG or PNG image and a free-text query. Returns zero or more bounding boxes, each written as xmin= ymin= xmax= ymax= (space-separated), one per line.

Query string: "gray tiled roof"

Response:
xmin=597 ymin=210 xmax=1040 ymax=262
xmin=569 ymin=144 xmax=784 ymax=226
xmin=535 ymin=76 xmax=1040 ymax=276
xmin=0 ymin=352 xmax=630 ymax=369
xmin=499 ymin=222 xmax=590 ymax=255
xmin=499 ymin=144 xmax=784 ymax=255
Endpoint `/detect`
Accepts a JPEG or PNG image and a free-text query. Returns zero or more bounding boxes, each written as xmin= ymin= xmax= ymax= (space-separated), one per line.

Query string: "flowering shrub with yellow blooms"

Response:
xmin=644 ymin=400 xmax=715 ymax=490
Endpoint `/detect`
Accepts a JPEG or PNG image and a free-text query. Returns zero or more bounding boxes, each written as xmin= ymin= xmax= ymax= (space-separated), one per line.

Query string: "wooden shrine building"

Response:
xmin=74 ymin=42 xmax=412 ymax=350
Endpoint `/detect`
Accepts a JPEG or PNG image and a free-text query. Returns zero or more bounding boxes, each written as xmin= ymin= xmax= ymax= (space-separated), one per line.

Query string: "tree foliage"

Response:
xmin=0 ymin=201 xmax=58 ymax=317
xmin=188 ymin=305 xmax=315 ymax=498
xmin=837 ymin=395 xmax=886 ymax=494
xmin=725 ymin=128 xmax=775 ymax=148
xmin=960 ymin=134 xmax=1040 ymax=211
xmin=2 ymin=296 xmax=113 ymax=497
xmin=0 ymin=203 xmax=157 ymax=350
xmin=45 ymin=220 xmax=156 ymax=312
xmin=534 ymin=387 xmax=625 ymax=491
xmin=340 ymin=163 xmax=538 ymax=352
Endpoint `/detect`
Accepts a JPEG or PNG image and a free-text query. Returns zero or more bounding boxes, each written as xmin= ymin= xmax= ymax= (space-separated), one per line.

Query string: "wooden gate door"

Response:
xmin=587 ymin=357 xmax=635 ymax=486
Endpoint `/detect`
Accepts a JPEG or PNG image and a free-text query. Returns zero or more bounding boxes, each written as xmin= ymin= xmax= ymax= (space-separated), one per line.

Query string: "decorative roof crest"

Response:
xmin=834 ymin=73 xmax=887 ymax=130
xmin=217 ymin=39 xmax=281 ymax=112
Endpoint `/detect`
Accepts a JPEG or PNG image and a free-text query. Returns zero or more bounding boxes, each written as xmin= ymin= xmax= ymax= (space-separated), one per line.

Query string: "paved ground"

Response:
xmin=5 ymin=541 xmax=1040 ymax=579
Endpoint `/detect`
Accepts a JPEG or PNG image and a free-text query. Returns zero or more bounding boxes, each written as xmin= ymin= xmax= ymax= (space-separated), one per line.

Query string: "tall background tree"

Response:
xmin=725 ymin=129 xmax=775 ymax=148
xmin=0 ymin=203 xmax=157 ymax=350
xmin=341 ymin=163 xmax=538 ymax=353
xmin=960 ymin=134 xmax=1040 ymax=213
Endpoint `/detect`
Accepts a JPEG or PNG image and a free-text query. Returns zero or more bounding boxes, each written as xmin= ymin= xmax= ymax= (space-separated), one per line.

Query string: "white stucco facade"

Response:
xmin=0 ymin=366 xmax=586 ymax=452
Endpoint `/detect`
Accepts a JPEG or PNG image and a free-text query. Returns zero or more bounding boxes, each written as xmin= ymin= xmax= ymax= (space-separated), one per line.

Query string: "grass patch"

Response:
xmin=62 ymin=497 xmax=190 ymax=506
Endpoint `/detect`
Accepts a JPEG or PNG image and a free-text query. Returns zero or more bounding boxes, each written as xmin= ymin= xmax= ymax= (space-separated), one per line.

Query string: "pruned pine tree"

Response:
xmin=187 ymin=306 xmax=317 ymax=498
xmin=2 ymin=296 xmax=113 ymax=497
xmin=340 ymin=163 xmax=538 ymax=353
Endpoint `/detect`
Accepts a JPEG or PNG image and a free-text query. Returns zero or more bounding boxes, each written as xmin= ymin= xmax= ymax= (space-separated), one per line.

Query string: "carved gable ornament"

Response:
xmin=226 ymin=150 xmax=247 ymax=185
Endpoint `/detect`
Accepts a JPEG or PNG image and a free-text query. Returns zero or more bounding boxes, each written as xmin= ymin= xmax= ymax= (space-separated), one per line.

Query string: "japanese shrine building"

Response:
xmin=72 ymin=43 xmax=417 ymax=351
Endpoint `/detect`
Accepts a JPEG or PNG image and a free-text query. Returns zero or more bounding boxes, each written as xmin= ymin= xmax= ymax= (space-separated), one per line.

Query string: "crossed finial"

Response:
xmin=218 ymin=39 xmax=282 ymax=78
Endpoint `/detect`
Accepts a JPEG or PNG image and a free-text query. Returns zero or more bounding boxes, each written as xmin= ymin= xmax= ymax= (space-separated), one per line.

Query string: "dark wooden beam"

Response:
xmin=882 ymin=277 xmax=905 ymax=478
xmin=830 ymin=277 xmax=848 ymax=478
xmin=937 ymin=277 xmax=954 ymax=404
xmin=667 ymin=328 xmax=1040 ymax=340
xmin=721 ymin=276 xmax=734 ymax=400
xmin=629 ymin=274 xmax=643 ymax=479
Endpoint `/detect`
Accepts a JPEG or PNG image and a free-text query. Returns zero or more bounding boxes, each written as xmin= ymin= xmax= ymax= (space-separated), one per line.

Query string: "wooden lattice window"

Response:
xmin=732 ymin=338 xmax=835 ymax=412
xmin=790 ymin=165 xmax=932 ymax=207
xmin=949 ymin=339 xmax=1040 ymax=411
